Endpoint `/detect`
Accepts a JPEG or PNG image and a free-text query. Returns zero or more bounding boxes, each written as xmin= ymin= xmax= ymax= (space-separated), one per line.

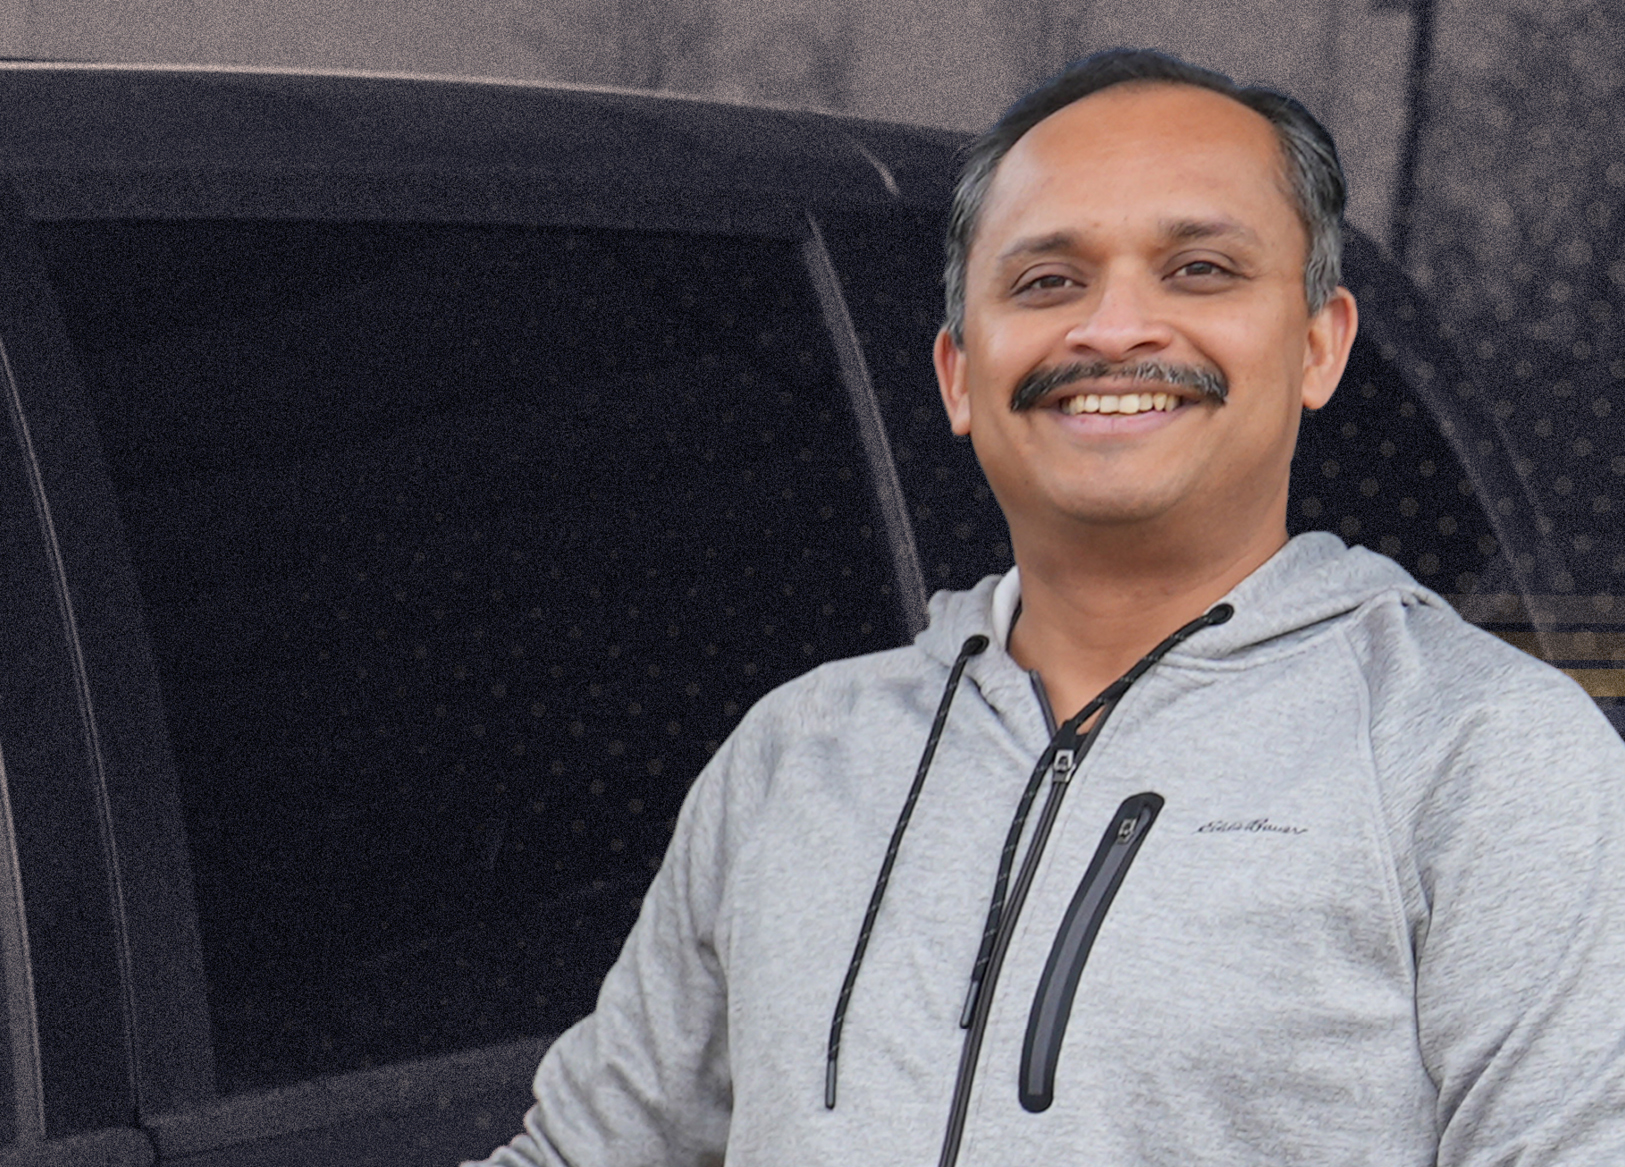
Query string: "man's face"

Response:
xmin=935 ymin=82 xmax=1356 ymax=561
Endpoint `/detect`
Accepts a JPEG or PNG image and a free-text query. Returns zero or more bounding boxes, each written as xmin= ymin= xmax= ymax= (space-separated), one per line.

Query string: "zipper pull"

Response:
xmin=1051 ymin=748 xmax=1076 ymax=785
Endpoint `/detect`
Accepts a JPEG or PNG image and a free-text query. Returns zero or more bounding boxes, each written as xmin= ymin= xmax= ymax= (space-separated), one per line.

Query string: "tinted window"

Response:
xmin=821 ymin=207 xmax=1017 ymax=597
xmin=1289 ymin=330 xmax=1502 ymax=588
xmin=35 ymin=220 xmax=901 ymax=1093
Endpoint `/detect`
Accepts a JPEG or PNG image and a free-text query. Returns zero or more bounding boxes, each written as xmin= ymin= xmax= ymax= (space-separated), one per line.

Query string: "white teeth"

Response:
xmin=1059 ymin=392 xmax=1187 ymax=415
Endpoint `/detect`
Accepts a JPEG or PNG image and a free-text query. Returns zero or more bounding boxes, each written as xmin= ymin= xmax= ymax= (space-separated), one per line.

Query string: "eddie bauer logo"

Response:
xmin=1195 ymin=818 xmax=1308 ymax=836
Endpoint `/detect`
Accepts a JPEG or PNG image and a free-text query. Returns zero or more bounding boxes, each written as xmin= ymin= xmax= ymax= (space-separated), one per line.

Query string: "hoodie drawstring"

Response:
xmin=824 ymin=601 xmax=1234 ymax=1110
xmin=825 ymin=633 xmax=989 ymax=1109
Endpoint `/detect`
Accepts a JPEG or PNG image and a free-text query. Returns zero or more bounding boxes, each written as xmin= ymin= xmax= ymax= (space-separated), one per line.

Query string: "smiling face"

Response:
xmin=935 ymin=81 xmax=1357 ymax=570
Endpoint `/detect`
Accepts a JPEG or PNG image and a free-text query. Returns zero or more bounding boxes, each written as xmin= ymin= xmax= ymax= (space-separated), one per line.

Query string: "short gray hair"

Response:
xmin=942 ymin=48 xmax=1346 ymax=346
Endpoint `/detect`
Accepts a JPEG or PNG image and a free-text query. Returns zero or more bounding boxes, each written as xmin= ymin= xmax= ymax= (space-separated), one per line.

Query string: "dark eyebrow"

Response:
xmin=1158 ymin=217 xmax=1262 ymax=249
xmin=995 ymin=219 xmax=1263 ymax=268
xmin=994 ymin=231 xmax=1079 ymax=266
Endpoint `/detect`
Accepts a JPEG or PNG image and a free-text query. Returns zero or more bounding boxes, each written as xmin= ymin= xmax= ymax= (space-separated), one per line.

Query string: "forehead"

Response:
xmin=977 ymin=82 xmax=1300 ymax=258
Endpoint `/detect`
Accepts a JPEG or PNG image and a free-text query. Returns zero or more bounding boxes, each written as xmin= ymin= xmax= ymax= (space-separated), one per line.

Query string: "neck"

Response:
xmin=1005 ymin=518 xmax=1287 ymax=717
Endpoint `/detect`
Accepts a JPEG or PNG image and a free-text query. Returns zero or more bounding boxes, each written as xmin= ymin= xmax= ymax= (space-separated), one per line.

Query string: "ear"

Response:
xmin=934 ymin=327 xmax=973 ymax=436
xmin=1301 ymin=286 xmax=1358 ymax=411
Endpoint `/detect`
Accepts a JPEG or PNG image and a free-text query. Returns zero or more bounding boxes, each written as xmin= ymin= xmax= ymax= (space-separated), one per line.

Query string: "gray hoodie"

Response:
xmin=467 ymin=532 xmax=1625 ymax=1165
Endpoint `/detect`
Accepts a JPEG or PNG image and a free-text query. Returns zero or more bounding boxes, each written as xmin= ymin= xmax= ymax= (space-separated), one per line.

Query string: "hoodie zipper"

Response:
xmin=1018 ymin=792 xmax=1163 ymax=1112
xmin=935 ymin=603 xmax=1232 ymax=1167
xmin=936 ymin=709 xmax=1104 ymax=1167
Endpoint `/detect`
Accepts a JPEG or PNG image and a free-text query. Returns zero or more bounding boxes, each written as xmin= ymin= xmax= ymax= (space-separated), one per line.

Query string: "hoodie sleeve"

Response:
xmin=461 ymin=711 xmax=771 ymax=1167
xmin=1404 ymin=659 xmax=1625 ymax=1164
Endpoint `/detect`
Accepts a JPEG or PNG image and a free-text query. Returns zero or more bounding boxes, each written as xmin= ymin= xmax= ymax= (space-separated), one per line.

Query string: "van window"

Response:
xmin=34 ymin=219 xmax=901 ymax=1093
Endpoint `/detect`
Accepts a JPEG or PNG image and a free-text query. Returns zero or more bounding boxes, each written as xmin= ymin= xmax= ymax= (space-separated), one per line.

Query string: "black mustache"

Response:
xmin=1009 ymin=360 xmax=1229 ymax=412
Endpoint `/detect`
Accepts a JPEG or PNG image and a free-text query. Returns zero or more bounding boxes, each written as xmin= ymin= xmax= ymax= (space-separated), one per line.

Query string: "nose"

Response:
xmin=1061 ymin=266 xmax=1174 ymax=363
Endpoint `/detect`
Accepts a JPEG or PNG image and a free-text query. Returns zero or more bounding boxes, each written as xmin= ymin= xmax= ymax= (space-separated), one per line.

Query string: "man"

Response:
xmin=470 ymin=49 xmax=1625 ymax=1165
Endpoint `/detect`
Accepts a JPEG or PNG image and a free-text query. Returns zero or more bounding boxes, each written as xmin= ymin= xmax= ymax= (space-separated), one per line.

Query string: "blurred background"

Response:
xmin=1 ymin=0 xmax=1417 ymax=252
xmin=3 ymin=0 xmax=1621 ymax=592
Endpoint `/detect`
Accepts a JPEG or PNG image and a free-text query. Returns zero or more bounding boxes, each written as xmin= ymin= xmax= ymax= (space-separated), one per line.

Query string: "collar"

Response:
xmin=991 ymin=565 xmax=1022 ymax=651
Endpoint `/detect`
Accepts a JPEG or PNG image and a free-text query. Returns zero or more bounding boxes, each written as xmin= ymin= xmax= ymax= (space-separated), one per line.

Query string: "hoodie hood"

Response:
xmin=914 ymin=531 xmax=1449 ymax=672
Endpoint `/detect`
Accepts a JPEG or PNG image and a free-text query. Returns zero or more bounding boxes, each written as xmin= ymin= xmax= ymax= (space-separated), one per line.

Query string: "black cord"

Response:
xmin=824 ymin=633 xmax=988 ymax=1109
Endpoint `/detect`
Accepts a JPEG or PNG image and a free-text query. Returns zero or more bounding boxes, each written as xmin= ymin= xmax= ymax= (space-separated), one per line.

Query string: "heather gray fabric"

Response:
xmin=466 ymin=532 xmax=1625 ymax=1165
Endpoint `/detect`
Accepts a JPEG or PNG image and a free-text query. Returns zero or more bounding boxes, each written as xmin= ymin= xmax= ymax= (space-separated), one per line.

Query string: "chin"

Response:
xmin=1049 ymin=476 xmax=1188 ymax=517
xmin=1053 ymin=496 xmax=1186 ymax=529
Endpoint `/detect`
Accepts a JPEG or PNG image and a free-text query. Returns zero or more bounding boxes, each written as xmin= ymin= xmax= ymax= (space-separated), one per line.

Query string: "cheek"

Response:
xmin=968 ymin=334 xmax=1032 ymax=394
xmin=1203 ymin=313 xmax=1306 ymax=409
xmin=957 ymin=336 xmax=1038 ymax=434
xmin=967 ymin=298 xmax=1064 ymax=368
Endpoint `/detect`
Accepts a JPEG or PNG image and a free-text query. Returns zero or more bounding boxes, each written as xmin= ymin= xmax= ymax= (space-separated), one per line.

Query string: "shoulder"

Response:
xmin=731 ymin=640 xmax=943 ymax=745
xmin=1340 ymin=588 xmax=1605 ymax=729
xmin=663 ymin=640 xmax=951 ymax=871
xmin=1339 ymin=588 xmax=1625 ymax=831
xmin=691 ymin=640 xmax=942 ymax=797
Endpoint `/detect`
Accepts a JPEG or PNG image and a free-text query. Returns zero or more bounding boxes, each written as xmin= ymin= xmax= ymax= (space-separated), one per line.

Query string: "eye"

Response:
xmin=1016 ymin=273 xmax=1078 ymax=294
xmin=1174 ymin=259 xmax=1232 ymax=279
